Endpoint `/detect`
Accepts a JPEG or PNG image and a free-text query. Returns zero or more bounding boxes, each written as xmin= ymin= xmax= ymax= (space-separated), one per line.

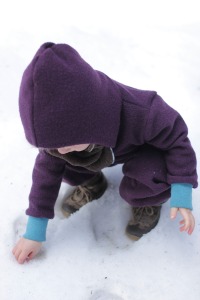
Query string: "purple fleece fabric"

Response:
xmin=19 ymin=42 xmax=198 ymax=219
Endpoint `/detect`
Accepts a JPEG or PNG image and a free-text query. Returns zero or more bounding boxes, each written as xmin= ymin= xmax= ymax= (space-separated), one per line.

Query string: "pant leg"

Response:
xmin=119 ymin=145 xmax=171 ymax=207
xmin=62 ymin=163 xmax=99 ymax=186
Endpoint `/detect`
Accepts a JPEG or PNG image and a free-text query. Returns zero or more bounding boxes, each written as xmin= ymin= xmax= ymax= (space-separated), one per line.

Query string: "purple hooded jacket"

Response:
xmin=19 ymin=42 xmax=198 ymax=219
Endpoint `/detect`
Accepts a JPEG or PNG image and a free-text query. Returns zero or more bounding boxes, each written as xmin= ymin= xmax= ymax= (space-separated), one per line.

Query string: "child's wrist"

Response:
xmin=23 ymin=216 xmax=49 ymax=242
xmin=170 ymin=183 xmax=193 ymax=210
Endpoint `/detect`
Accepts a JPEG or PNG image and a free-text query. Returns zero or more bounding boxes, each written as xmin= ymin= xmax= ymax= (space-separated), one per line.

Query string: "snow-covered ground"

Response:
xmin=0 ymin=1 xmax=200 ymax=299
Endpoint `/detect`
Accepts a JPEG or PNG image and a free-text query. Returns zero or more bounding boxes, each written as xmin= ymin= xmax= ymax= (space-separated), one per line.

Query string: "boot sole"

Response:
xmin=125 ymin=232 xmax=141 ymax=241
xmin=61 ymin=209 xmax=72 ymax=218
xmin=125 ymin=217 xmax=160 ymax=241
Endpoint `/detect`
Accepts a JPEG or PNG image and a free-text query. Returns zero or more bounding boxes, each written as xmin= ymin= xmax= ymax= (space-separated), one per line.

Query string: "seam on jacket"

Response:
xmin=121 ymin=90 xmax=156 ymax=109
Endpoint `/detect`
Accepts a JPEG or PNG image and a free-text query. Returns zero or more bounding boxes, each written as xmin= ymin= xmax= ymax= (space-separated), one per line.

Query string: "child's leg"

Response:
xmin=119 ymin=145 xmax=170 ymax=206
xmin=62 ymin=165 xmax=107 ymax=216
xmin=62 ymin=164 xmax=97 ymax=186
xmin=119 ymin=145 xmax=171 ymax=240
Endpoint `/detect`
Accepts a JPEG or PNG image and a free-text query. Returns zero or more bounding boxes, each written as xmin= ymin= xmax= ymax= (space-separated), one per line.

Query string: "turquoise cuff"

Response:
xmin=23 ymin=216 xmax=49 ymax=242
xmin=170 ymin=183 xmax=193 ymax=210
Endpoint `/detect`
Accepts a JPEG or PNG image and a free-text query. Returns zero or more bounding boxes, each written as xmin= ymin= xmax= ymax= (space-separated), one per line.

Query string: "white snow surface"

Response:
xmin=0 ymin=1 xmax=200 ymax=299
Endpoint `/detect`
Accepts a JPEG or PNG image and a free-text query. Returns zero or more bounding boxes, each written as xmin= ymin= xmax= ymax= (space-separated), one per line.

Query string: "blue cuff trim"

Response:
xmin=170 ymin=183 xmax=193 ymax=210
xmin=23 ymin=216 xmax=49 ymax=242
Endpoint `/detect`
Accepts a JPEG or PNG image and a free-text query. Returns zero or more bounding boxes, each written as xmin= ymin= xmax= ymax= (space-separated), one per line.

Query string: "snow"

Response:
xmin=0 ymin=1 xmax=200 ymax=299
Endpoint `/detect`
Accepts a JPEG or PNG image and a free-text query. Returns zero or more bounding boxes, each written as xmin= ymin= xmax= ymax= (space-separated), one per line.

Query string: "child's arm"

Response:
xmin=12 ymin=151 xmax=65 ymax=264
xmin=145 ymin=94 xmax=198 ymax=188
xmin=27 ymin=150 xmax=65 ymax=219
xmin=144 ymin=94 xmax=197 ymax=234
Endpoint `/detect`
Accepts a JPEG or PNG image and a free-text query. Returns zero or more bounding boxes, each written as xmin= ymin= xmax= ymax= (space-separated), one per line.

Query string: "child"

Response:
xmin=12 ymin=42 xmax=198 ymax=264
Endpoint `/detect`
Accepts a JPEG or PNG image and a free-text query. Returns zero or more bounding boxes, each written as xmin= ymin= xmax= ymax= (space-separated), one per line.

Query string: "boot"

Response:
xmin=126 ymin=205 xmax=161 ymax=240
xmin=62 ymin=172 xmax=107 ymax=217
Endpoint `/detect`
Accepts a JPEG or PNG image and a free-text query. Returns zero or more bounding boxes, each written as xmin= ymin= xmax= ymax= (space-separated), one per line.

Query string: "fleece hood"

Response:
xmin=19 ymin=42 xmax=122 ymax=149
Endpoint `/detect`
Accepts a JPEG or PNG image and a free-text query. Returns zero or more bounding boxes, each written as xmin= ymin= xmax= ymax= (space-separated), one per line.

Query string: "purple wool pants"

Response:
xmin=62 ymin=146 xmax=171 ymax=207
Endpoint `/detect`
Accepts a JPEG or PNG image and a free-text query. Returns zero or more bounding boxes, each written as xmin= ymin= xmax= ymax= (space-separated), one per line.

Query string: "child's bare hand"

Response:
xmin=12 ymin=237 xmax=42 ymax=264
xmin=170 ymin=207 xmax=195 ymax=235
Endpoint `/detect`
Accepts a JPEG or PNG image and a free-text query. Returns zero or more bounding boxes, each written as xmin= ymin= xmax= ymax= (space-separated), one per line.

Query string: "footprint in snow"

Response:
xmin=90 ymin=290 xmax=124 ymax=300
xmin=12 ymin=215 xmax=27 ymax=241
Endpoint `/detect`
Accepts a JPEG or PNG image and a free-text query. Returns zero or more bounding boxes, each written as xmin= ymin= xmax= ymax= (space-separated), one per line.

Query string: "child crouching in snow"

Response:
xmin=12 ymin=42 xmax=198 ymax=264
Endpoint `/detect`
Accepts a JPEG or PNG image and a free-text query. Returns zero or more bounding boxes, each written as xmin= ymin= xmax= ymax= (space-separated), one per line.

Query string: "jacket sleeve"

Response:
xmin=26 ymin=150 xmax=66 ymax=219
xmin=144 ymin=94 xmax=198 ymax=188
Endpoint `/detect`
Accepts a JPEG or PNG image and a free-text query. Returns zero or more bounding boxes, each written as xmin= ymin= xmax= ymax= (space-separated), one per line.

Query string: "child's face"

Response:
xmin=57 ymin=144 xmax=89 ymax=154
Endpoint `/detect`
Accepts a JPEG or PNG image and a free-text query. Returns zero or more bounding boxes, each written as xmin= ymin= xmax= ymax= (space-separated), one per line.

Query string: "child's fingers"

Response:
xmin=183 ymin=218 xmax=190 ymax=231
xmin=171 ymin=208 xmax=195 ymax=236
xmin=14 ymin=249 xmax=22 ymax=262
xmin=18 ymin=250 xmax=31 ymax=264
xmin=13 ymin=246 xmax=30 ymax=264
xmin=26 ymin=251 xmax=35 ymax=262
xmin=12 ymin=238 xmax=42 ymax=264
xmin=13 ymin=245 xmax=23 ymax=260
xmin=179 ymin=213 xmax=195 ymax=235
xmin=187 ymin=216 xmax=195 ymax=235
xmin=180 ymin=223 xmax=187 ymax=232
xmin=179 ymin=218 xmax=190 ymax=232
xmin=185 ymin=223 xmax=194 ymax=235
xmin=170 ymin=207 xmax=179 ymax=219
xmin=188 ymin=225 xmax=194 ymax=235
